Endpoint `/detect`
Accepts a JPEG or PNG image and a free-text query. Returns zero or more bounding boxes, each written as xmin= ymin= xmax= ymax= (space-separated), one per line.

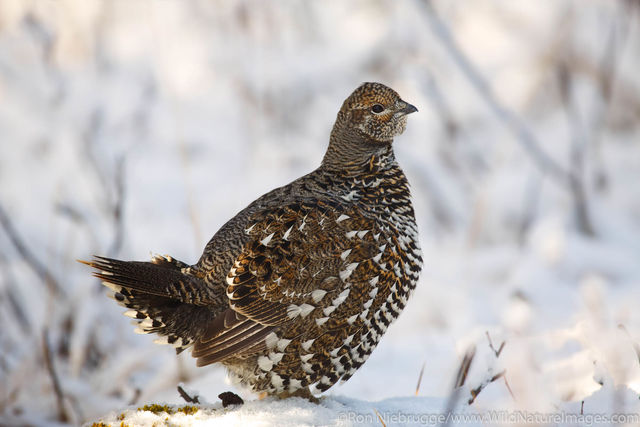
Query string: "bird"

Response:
xmin=81 ymin=82 xmax=422 ymax=400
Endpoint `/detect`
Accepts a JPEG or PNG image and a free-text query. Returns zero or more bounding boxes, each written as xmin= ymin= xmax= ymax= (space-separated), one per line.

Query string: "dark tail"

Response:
xmin=79 ymin=255 xmax=218 ymax=354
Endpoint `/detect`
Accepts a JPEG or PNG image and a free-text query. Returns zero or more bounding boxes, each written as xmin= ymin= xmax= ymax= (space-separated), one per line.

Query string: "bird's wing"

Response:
xmin=192 ymin=199 xmax=381 ymax=366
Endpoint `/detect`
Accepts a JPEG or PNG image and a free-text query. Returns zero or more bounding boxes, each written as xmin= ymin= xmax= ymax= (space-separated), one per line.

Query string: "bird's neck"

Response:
xmin=321 ymin=124 xmax=395 ymax=177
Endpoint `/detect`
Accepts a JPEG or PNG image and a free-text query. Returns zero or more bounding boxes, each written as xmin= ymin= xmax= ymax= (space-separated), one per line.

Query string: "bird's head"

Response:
xmin=336 ymin=82 xmax=417 ymax=144
xmin=323 ymin=82 xmax=417 ymax=172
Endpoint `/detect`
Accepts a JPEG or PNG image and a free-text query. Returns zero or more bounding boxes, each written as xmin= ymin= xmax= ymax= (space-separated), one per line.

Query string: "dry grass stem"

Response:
xmin=43 ymin=329 xmax=70 ymax=423
xmin=374 ymin=408 xmax=387 ymax=427
xmin=485 ymin=331 xmax=505 ymax=358
xmin=415 ymin=362 xmax=426 ymax=396
xmin=0 ymin=203 xmax=64 ymax=296
xmin=177 ymin=384 xmax=200 ymax=404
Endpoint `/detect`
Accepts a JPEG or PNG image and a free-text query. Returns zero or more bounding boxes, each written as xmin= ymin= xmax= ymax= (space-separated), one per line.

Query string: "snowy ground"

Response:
xmin=1 ymin=1 xmax=640 ymax=426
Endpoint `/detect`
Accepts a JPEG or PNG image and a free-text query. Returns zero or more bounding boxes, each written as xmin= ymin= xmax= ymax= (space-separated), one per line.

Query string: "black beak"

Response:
xmin=399 ymin=102 xmax=418 ymax=115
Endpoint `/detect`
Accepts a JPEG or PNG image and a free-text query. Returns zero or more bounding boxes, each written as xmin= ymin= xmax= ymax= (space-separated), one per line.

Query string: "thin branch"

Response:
xmin=469 ymin=370 xmax=505 ymax=404
xmin=588 ymin=0 xmax=632 ymax=145
xmin=374 ymin=408 xmax=387 ymax=427
xmin=517 ymin=174 xmax=543 ymax=245
xmin=81 ymin=108 xmax=128 ymax=257
xmin=82 ymin=108 xmax=109 ymax=196
xmin=441 ymin=345 xmax=476 ymax=427
xmin=485 ymin=331 xmax=505 ymax=358
xmin=419 ymin=0 xmax=571 ymax=186
xmin=43 ymin=329 xmax=69 ymax=423
xmin=618 ymin=324 xmax=640 ymax=367
xmin=419 ymin=67 xmax=489 ymax=178
xmin=503 ymin=375 xmax=516 ymax=401
xmin=128 ymin=388 xmax=142 ymax=406
xmin=406 ymin=161 xmax=458 ymax=233
xmin=583 ymin=1 xmax=632 ymax=195
xmin=0 ymin=251 xmax=31 ymax=334
xmin=107 ymin=155 xmax=126 ymax=257
xmin=0 ymin=202 xmax=64 ymax=296
xmin=54 ymin=201 xmax=101 ymax=251
xmin=177 ymin=384 xmax=200 ymax=404
xmin=466 ymin=333 xmax=512 ymax=404
xmin=415 ymin=361 xmax=426 ymax=396
xmin=453 ymin=346 xmax=476 ymax=389
xmin=66 ymin=393 xmax=85 ymax=426
xmin=178 ymin=142 xmax=204 ymax=253
xmin=419 ymin=1 xmax=606 ymax=236
xmin=558 ymin=61 xmax=595 ymax=236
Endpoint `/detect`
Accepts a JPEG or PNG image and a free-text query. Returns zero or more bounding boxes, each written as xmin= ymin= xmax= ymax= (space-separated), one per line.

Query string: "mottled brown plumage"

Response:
xmin=82 ymin=82 xmax=422 ymax=399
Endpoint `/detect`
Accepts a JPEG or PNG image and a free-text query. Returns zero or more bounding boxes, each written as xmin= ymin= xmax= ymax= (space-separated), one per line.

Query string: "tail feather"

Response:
xmin=80 ymin=255 xmax=219 ymax=354
xmin=82 ymin=255 xmax=213 ymax=305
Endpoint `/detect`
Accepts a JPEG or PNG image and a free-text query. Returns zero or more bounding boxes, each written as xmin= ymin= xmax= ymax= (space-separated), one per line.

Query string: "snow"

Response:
xmin=1 ymin=1 xmax=640 ymax=426
xmin=86 ymin=396 xmax=475 ymax=427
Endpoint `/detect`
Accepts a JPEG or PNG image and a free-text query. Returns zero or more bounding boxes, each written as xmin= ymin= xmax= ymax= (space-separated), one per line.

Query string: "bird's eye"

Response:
xmin=371 ymin=104 xmax=384 ymax=114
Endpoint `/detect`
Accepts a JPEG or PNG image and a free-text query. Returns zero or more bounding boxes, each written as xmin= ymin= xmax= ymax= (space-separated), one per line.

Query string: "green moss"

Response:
xmin=177 ymin=405 xmax=199 ymax=415
xmin=137 ymin=403 xmax=175 ymax=415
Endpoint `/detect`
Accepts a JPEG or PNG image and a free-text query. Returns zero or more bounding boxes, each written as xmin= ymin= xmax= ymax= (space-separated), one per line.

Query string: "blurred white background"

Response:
xmin=1 ymin=0 xmax=639 ymax=425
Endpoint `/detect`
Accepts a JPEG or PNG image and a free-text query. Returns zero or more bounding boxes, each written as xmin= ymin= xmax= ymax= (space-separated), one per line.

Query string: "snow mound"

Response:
xmin=87 ymin=382 xmax=640 ymax=426
xmin=88 ymin=396 xmax=466 ymax=427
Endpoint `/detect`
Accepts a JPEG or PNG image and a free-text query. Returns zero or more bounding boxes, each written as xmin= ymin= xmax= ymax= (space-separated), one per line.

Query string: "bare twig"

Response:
xmin=441 ymin=345 xmax=476 ymax=427
xmin=557 ymin=62 xmax=595 ymax=236
xmin=22 ymin=12 xmax=65 ymax=104
xmin=419 ymin=0 xmax=571 ymax=186
xmin=178 ymin=141 xmax=204 ymax=253
xmin=66 ymin=394 xmax=85 ymax=426
xmin=415 ymin=362 xmax=426 ymax=396
xmin=81 ymin=109 xmax=128 ymax=257
xmin=374 ymin=408 xmax=387 ymax=427
xmin=485 ymin=331 xmax=505 ymax=358
xmin=0 ymin=202 xmax=64 ymax=296
xmin=517 ymin=174 xmax=543 ymax=244
xmin=43 ymin=329 xmax=69 ymax=423
xmin=107 ymin=155 xmax=126 ymax=256
xmin=419 ymin=1 xmax=608 ymax=236
xmin=177 ymin=384 xmax=200 ymax=404
xmin=419 ymin=69 xmax=489 ymax=180
xmin=588 ymin=1 xmax=633 ymax=192
xmin=453 ymin=346 xmax=476 ymax=389
xmin=0 ymin=352 xmax=6 ymax=374
xmin=469 ymin=370 xmax=505 ymax=404
xmin=617 ymin=324 xmax=640 ymax=366
xmin=420 ymin=72 xmax=461 ymax=144
xmin=466 ymin=334 xmax=512 ymax=404
xmin=405 ymin=161 xmax=459 ymax=234
xmin=0 ymin=251 xmax=31 ymax=334
xmin=82 ymin=108 xmax=109 ymax=193
xmin=22 ymin=12 xmax=55 ymax=65
xmin=128 ymin=388 xmax=142 ymax=406
xmin=502 ymin=375 xmax=516 ymax=401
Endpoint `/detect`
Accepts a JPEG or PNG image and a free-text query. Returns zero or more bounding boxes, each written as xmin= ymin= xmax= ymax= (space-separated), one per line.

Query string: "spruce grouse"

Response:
xmin=82 ymin=82 xmax=422 ymax=400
